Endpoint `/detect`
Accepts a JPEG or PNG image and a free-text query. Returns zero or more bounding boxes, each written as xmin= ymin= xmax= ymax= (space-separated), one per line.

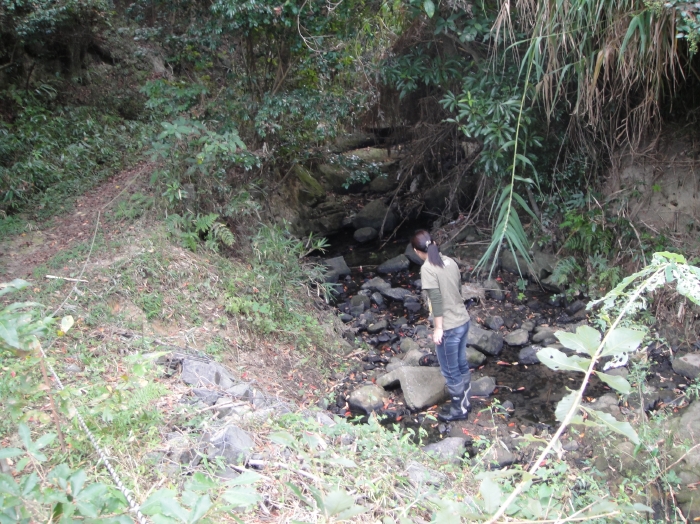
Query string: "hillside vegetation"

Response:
xmin=2 ymin=0 xmax=700 ymax=522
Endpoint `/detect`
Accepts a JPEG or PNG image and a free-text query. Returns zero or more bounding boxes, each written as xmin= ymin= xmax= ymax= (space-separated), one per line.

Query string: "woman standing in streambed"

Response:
xmin=411 ymin=229 xmax=471 ymax=422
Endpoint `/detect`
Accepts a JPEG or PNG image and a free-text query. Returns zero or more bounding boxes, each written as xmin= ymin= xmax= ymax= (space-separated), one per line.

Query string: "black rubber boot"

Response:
xmin=440 ymin=381 xmax=471 ymax=416
xmin=438 ymin=381 xmax=470 ymax=422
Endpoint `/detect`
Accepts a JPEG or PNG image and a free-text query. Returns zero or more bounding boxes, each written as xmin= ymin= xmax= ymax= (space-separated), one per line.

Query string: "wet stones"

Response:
xmin=467 ymin=325 xmax=504 ymax=356
xmin=350 ymin=294 xmax=371 ymax=311
xmin=377 ymin=255 xmax=410 ymax=274
xmin=354 ymin=227 xmax=378 ymax=243
xmin=483 ymin=279 xmax=506 ymax=301
xmin=504 ymin=328 xmax=529 ymax=346
xmin=371 ymin=292 xmax=384 ymax=306
xmin=466 ymin=347 xmax=486 ymax=367
xmin=361 ymin=277 xmax=391 ymax=293
xmin=381 ymin=287 xmax=413 ymax=301
xmin=404 ymin=243 xmax=424 ymax=265
xmin=485 ymin=315 xmax=504 ymax=331
xmin=469 ymin=376 xmax=496 ymax=397
xmin=377 ymin=367 xmax=447 ymax=410
xmin=564 ymin=299 xmax=586 ymax=316
xmin=367 ymin=319 xmax=388 ymax=334
xmin=400 ymin=338 xmax=420 ymax=353
xmin=518 ymin=345 xmax=542 ymax=365
xmin=324 ymin=256 xmax=351 ymax=283
xmin=348 ymin=384 xmax=388 ymax=414
xmin=671 ymin=353 xmax=700 ymax=379
xmin=532 ymin=327 xmax=558 ymax=345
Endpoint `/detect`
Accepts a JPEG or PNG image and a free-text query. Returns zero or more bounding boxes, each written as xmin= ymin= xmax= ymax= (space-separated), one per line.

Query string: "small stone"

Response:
xmin=461 ymin=283 xmax=486 ymax=302
xmin=532 ymin=329 xmax=557 ymax=344
xmin=181 ymin=359 xmax=236 ymax=390
xmin=414 ymin=325 xmax=429 ymax=337
xmin=354 ymin=227 xmax=378 ymax=243
xmin=483 ymin=446 xmax=516 ymax=469
xmin=486 ymin=316 xmax=504 ymax=331
xmin=393 ymin=317 xmax=408 ymax=329
xmin=208 ymin=425 xmax=254 ymax=465
xmin=468 ymin=325 xmax=504 ymax=356
xmin=65 ymin=364 xmax=82 ymax=373
xmin=565 ymin=299 xmax=587 ymax=316
xmin=377 ymin=255 xmax=410 ymax=274
xmin=324 ymin=256 xmax=351 ymax=276
xmin=348 ymin=384 xmax=388 ymax=414
xmin=381 ymin=287 xmax=413 ymax=301
xmin=504 ymin=329 xmax=529 ymax=346
xmin=484 ymin=279 xmax=506 ymax=301
xmin=339 ymin=313 xmax=353 ymax=323
xmin=367 ymin=320 xmax=388 ymax=334
xmin=422 ymin=437 xmax=466 ymax=465
xmin=518 ymin=345 xmax=542 ymax=365
xmin=405 ymin=243 xmax=424 ymax=265
xmin=405 ymin=461 xmax=446 ymax=487
xmin=350 ymin=294 xmax=371 ymax=311
xmin=502 ymin=400 xmax=514 ymax=411
xmin=466 ymin=347 xmax=486 ymax=367
xmin=400 ymin=338 xmax=420 ymax=353
xmin=469 ymin=376 xmax=496 ymax=397
xmin=350 ymin=305 xmax=364 ymax=317
xmin=371 ymin=292 xmax=384 ymax=306
xmin=361 ymin=277 xmax=391 ymax=292
xmin=193 ymin=388 xmax=221 ymax=405
xmin=521 ymin=321 xmax=535 ymax=332
xmin=405 ymin=302 xmax=421 ymax=313
xmin=562 ymin=440 xmax=579 ymax=452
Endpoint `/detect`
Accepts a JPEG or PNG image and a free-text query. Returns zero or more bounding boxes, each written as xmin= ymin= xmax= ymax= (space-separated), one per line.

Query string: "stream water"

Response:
xmin=323 ymin=228 xmax=688 ymax=441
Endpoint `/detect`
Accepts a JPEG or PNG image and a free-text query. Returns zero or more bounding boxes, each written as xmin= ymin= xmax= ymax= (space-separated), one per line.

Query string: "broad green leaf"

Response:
xmin=336 ymin=504 xmax=369 ymax=520
xmin=479 ymin=477 xmax=503 ymax=513
xmin=21 ymin=472 xmax=39 ymax=497
xmin=76 ymin=500 xmax=100 ymax=518
xmin=286 ymin=482 xmax=312 ymax=509
xmin=583 ymin=408 xmax=639 ymax=445
xmin=225 ymin=470 xmax=262 ymax=486
xmin=0 ymin=448 xmax=23 ymax=460
xmin=140 ymin=489 xmax=178 ymax=515
xmin=601 ymin=327 xmax=645 ymax=356
xmin=0 ymin=279 xmax=29 ymax=297
xmin=18 ymin=423 xmax=32 ymax=449
xmin=0 ymin=473 xmax=20 ymax=496
xmin=267 ymin=431 xmax=296 ymax=448
xmin=537 ymin=348 xmax=590 ymax=373
xmin=35 ymin=432 xmax=56 ymax=450
xmin=555 ymin=391 xmax=579 ymax=422
xmin=69 ymin=469 xmax=87 ymax=497
xmin=60 ymin=316 xmax=74 ymax=334
xmin=160 ymin=497 xmax=190 ymax=522
xmin=555 ymin=326 xmax=601 ymax=356
xmin=221 ymin=487 xmax=261 ymax=508
xmin=187 ymin=494 xmax=212 ymax=524
xmin=0 ymin=319 xmax=20 ymax=349
xmin=322 ymin=489 xmax=354 ymax=517
xmin=423 ymin=0 xmax=435 ymax=18
xmin=185 ymin=472 xmax=217 ymax=493
xmin=595 ymin=372 xmax=632 ymax=394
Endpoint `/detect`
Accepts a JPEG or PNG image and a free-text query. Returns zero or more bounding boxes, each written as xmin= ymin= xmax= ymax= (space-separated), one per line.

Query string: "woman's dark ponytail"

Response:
xmin=411 ymin=229 xmax=444 ymax=268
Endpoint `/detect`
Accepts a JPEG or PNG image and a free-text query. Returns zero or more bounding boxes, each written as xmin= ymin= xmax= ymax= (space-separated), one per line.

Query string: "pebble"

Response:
xmin=486 ymin=315 xmax=504 ymax=331
xmin=504 ymin=328 xmax=529 ymax=346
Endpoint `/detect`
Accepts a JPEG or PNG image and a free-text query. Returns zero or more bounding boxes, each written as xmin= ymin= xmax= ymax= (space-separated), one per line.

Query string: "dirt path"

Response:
xmin=0 ymin=163 xmax=154 ymax=281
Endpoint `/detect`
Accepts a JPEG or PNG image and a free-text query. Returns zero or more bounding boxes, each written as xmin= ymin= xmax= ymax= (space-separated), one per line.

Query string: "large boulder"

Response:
xmin=377 ymin=255 xmax=410 ymax=274
xmin=207 ymin=425 xmax=254 ymax=465
xmin=354 ymin=227 xmax=378 ymax=243
xmin=466 ymin=347 xmax=487 ymax=367
xmin=352 ymin=200 xmax=397 ymax=232
xmin=422 ymin=437 xmax=466 ymax=465
xmin=324 ymin=256 xmax=351 ymax=283
xmin=404 ymin=243 xmax=424 ymax=265
xmin=316 ymin=164 xmax=357 ymax=193
xmin=369 ymin=175 xmax=398 ymax=193
xmin=348 ymin=384 xmax=388 ymax=414
xmin=468 ymin=325 xmax=504 ymax=356
xmin=672 ymin=353 xmax=700 ymax=379
xmin=294 ymin=165 xmax=325 ymax=205
xmin=181 ymin=359 xmax=236 ymax=390
xmin=377 ymin=367 xmax=448 ymax=410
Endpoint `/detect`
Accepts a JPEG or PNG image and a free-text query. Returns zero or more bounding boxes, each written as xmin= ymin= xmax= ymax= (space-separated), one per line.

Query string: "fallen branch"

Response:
xmin=46 ymin=275 xmax=89 ymax=283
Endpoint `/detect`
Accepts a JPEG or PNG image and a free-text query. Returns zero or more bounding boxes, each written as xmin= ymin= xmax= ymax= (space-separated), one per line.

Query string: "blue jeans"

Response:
xmin=436 ymin=321 xmax=471 ymax=396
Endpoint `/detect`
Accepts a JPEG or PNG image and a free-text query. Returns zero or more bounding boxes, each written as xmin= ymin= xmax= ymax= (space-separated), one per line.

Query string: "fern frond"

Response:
xmin=212 ymin=223 xmax=236 ymax=247
xmin=551 ymin=256 xmax=580 ymax=286
xmin=195 ymin=213 xmax=219 ymax=234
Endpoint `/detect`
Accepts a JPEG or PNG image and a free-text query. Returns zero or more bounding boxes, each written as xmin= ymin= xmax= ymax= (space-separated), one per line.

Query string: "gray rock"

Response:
xmin=226 ymin=383 xmax=251 ymax=398
xmin=339 ymin=313 xmax=353 ymax=323
xmin=208 ymin=426 xmax=254 ymax=465
xmin=674 ymin=400 xmax=700 ymax=441
xmin=532 ymin=329 xmax=557 ymax=344
xmin=521 ymin=321 xmax=535 ymax=332
xmin=502 ymin=400 xmax=514 ymax=412
xmin=350 ymin=294 xmax=370 ymax=311
xmin=65 ymin=364 xmax=82 ymax=373
xmin=482 ymin=445 xmax=516 ymax=469
xmin=461 ymin=283 xmax=486 ymax=302
xmin=193 ymin=388 xmax=221 ymax=405
xmin=468 ymin=325 xmax=504 ymax=356
xmin=386 ymin=358 xmax=406 ymax=372
xmin=347 ymin=384 xmax=388 ymax=414
xmin=181 ymin=359 xmax=236 ymax=390
xmin=423 ymin=437 xmax=466 ymax=464
xmin=403 ymin=349 xmax=428 ymax=367
xmin=404 ymin=243 xmax=424 ymax=265
xmin=606 ymin=367 xmax=629 ymax=378
xmin=628 ymin=385 xmax=659 ymax=412
xmin=354 ymin=227 xmax=378 ymax=243
xmin=486 ymin=316 xmax=504 ymax=331
xmin=324 ymin=256 xmax=351 ymax=276
xmin=393 ymin=317 xmax=408 ymax=329
xmin=405 ymin=302 xmax=421 ymax=313
xmin=582 ymin=393 xmax=622 ymax=420
xmin=350 ymin=305 xmax=364 ymax=317
xmin=469 ymin=376 xmax=496 ymax=397
xmin=361 ymin=277 xmax=391 ymax=292
xmin=381 ymin=287 xmax=413 ymax=301
xmin=405 ymin=461 xmax=447 ymax=488
xmin=483 ymin=279 xmax=506 ymax=301
xmin=400 ymin=338 xmax=421 ymax=353
xmin=352 ymin=199 xmax=397 ymax=232
xmin=467 ymin=347 xmax=486 ymax=367
xmin=562 ymin=440 xmax=579 ymax=452
xmin=369 ymin=174 xmax=398 ymax=193
xmin=518 ymin=346 xmax=542 ymax=365
xmin=377 ymin=255 xmax=410 ymax=274
xmin=672 ymin=353 xmax=700 ymax=379
xmin=377 ymin=367 xmax=448 ymax=410
xmin=370 ymin=292 xmax=384 ymax=306
xmin=504 ymin=329 xmax=529 ymax=346
xmin=565 ymin=300 xmax=587 ymax=315
xmin=367 ymin=319 xmax=388 ymax=334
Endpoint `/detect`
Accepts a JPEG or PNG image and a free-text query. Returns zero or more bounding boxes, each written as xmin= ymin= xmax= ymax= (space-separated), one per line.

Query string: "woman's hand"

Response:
xmin=433 ymin=328 xmax=443 ymax=345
